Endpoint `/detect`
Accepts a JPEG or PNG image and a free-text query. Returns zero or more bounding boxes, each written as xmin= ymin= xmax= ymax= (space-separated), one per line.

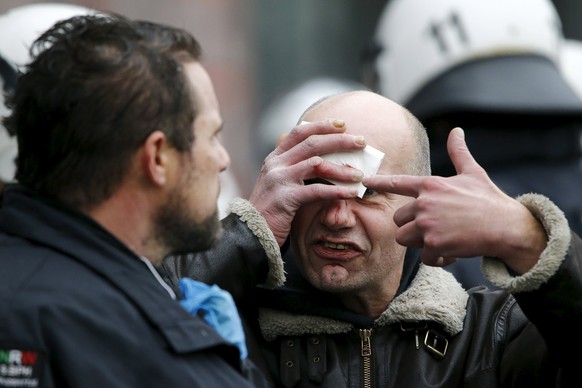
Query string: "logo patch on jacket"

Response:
xmin=0 ymin=348 xmax=44 ymax=387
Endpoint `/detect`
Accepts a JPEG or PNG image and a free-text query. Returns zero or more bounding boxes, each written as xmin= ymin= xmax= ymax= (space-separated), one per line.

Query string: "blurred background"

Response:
xmin=0 ymin=0 xmax=581 ymax=198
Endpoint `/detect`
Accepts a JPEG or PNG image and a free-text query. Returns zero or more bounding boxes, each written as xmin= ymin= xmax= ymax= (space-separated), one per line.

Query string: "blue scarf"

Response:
xmin=178 ymin=278 xmax=248 ymax=359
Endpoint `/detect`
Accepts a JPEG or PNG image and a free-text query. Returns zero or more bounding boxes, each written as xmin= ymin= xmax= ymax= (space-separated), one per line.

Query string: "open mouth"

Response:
xmin=322 ymin=241 xmax=354 ymax=251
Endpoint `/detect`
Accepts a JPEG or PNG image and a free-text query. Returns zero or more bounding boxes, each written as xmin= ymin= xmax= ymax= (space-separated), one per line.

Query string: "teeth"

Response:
xmin=324 ymin=242 xmax=350 ymax=250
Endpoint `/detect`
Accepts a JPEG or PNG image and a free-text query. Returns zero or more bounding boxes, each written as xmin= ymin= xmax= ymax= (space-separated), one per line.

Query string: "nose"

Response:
xmin=319 ymin=199 xmax=357 ymax=231
xmin=218 ymin=141 xmax=230 ymax=172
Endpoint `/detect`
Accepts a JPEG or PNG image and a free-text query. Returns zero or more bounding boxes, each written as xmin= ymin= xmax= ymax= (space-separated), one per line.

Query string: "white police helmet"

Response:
xmin=0 ymin=3 xmax=95 ymax=183
xmin=560 ymin=39 xmax=582 ymax=101
xmin=373 ymin=0 xmax=582 ymax=121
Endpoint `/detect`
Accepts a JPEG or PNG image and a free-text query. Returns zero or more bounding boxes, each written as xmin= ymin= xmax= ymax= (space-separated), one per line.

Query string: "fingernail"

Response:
xmin=332 ymin=119 xmax=345 ymax=128
xmin=353 ymin=171 xmax=363 ymax=182
xmin=355 ymin=136 xmax=365 ymax=146
xmin=455 ymin=127 xmax=465 ymax=139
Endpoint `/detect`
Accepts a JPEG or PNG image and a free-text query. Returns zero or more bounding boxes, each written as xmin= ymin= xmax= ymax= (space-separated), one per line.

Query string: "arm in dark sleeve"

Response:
xmin=483 ymin=194 xmax=582 ymax=386
xmin=159 ymin=198 xmax=285 ymax=301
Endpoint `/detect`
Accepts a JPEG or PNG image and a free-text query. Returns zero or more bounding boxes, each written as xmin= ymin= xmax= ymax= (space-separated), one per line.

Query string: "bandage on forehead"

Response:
xmin=300 ymin=121 xmax=385 ymax=198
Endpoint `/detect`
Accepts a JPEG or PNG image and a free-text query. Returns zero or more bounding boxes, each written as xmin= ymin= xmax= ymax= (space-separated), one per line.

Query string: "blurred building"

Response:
xmin=0 ymin=0 xmax=580 ymax=198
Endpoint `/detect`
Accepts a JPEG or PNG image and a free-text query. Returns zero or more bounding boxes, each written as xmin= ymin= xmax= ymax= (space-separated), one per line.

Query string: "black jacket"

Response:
xmin=0 ymin=185 xmax=256 ymax=388
xmin=162 ymin=195 xmax=582 ymax=388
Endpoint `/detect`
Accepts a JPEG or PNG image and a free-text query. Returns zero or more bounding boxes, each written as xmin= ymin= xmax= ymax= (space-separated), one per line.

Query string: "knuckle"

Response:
xmin=303 ymin=134 xmax=319 ymax=150
xmin=287 ymin=125 xmax=302 ymax=139
xmin=423 ymin=234 xmax=439 ymax=251
xmin=308 ymin=156 xmax=324 ymax=168
xmin=414 ymin=197 xmax=430 ymax=212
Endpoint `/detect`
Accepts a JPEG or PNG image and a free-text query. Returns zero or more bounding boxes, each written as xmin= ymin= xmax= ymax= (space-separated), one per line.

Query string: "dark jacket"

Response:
xmin=162 ymin=195 xmax=582 ymax=388
xmin=0 ymin=185 xmax=256 ymax=388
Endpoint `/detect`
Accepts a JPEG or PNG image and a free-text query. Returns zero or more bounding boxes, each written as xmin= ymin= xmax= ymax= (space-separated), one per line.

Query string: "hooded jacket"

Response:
xmin=162 ymin=195 xmax=582 ymax=388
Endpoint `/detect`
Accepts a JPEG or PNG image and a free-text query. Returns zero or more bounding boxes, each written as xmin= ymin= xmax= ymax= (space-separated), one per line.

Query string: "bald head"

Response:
xmin=302 ymin=91 xmax=430 ymax=176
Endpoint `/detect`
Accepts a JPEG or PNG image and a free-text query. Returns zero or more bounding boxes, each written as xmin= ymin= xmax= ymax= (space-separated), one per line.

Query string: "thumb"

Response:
xmin=447 ymin=127 xmax=480 ymax=175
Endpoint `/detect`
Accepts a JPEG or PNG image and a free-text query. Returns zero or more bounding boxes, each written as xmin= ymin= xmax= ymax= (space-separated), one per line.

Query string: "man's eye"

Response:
xmin=363 ymin=188 xmax=378 ymax=197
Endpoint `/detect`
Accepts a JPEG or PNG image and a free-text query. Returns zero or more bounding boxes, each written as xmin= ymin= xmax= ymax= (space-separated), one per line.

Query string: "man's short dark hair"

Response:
xmin=4 ymin=13 xmax=202 ymax=209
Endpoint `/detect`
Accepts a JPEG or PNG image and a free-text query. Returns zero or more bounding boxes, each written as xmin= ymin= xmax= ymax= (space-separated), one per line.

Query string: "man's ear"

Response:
xmin=142 ymin=130 xmax=171 ymax=186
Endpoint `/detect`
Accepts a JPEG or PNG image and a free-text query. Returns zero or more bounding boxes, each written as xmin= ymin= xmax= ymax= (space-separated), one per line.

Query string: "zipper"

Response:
xmin=359 ymin=328 xmax=373 ymax=388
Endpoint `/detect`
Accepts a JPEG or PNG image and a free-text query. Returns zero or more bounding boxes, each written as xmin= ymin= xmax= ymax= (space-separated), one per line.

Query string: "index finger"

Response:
xmin=363 ymin=174 xmax=422 ymax=198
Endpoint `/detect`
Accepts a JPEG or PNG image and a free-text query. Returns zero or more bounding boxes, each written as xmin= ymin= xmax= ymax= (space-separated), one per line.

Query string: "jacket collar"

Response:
xmin=0 ymin=185 xmax=238 ymax=357
xmin=258 ymin=263 xmax=468 ymax=342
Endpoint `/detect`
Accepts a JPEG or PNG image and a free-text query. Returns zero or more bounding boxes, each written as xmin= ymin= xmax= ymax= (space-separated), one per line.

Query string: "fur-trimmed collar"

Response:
xmin=259 ymin=264 xmax=468 ymax=342
xmin=229 ymin=198 xmax=286 ymax=288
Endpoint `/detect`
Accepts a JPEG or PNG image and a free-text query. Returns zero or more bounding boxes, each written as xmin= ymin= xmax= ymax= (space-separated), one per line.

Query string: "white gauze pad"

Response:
xmin=300 ymin=121 xmax=385 ymax=198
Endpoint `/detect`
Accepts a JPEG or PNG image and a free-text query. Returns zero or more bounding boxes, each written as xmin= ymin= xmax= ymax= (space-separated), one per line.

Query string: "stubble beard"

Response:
xmin=154 ymin=185 xmax=223 ymax=256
